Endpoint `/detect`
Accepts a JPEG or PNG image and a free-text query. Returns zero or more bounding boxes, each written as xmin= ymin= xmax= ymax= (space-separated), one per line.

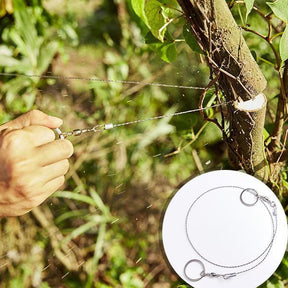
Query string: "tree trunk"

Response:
xmin=177 ymin=0 xmax=269 ymax=180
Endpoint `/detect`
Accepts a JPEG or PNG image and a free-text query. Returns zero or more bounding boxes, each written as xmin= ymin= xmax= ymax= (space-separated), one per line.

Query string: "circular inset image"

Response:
xmin=162 ymin=170 xmax=288 ymax=288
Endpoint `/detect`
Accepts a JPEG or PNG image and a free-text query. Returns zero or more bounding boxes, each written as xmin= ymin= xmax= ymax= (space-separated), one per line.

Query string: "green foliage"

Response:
xmin=183 ymin=23 xmax=203 ymax=54
xmin=0 ymin=0 xmax=78 ymax=113
xmin=280 ymin=26 xmax=288 ymax=62
xmin=130 ymin=0 xmax=288 ymax=69
xmin=267 ymin=0 xmax=288 ymax=22
xmin=275 ymin=252 xmax=288 ymax=280
xmin=130 ymin=0 xmax=288 ymax=68
xmin=259 ymin=276 xmax=285 ymax=288
xmin=0 ymin=0 xmax=58 ymax=112
xmin=131 ymin=0 xmax=147 ymax=26
xmin=258 ymin=253 xmax=288 ymax=288
xmin=93 ymin=239 xmax=145 ymax=288
xmin=266 ymin=0 xmax=288 ymax=62
xmin=132 ymin=0 xmax=169 ymax=41
xmin=130 ymin=0 xmax=180 ymax=62
xmin=145 ymin=31 xmax=177 ymax=62
xmin=7 ymin=264 xmax=32 ymax=288
xmin=145 ymin=0 xmax=167 ymax=42
xmin=54 ymin=188 xmax=112 ymax=247
xmin=244 ymin=0 xmax=255 ymax=20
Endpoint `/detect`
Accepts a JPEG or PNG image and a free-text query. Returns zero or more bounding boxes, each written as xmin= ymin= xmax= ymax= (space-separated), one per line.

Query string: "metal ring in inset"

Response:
xmin=240 ymin=188 xmax=259 ymax=206
xmin=184 ymin=259 xmax=205 ymax=282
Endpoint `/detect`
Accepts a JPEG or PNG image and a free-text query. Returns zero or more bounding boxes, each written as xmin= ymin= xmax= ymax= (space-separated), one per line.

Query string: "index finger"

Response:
xmin=22 ymin=125 xmax=56 ymax=147
xmin=0 ymin=110 xmax=63 ymax=130
xmin=36 ymin=139 xmax=74 ymax=166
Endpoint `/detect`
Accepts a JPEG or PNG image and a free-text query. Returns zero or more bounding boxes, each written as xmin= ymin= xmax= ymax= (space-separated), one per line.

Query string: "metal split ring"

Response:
xmin=184 ymin=259 xmax=205 ymax=282
xmin=240 ymin=188 xmax=259 ymax=206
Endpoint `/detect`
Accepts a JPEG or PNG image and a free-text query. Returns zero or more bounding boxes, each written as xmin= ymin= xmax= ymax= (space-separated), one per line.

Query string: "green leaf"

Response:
xmin=282 ymin=179 xmax=288 ymax=190
xmin=131 ymin=0 xmax=148 ymax=26
xmin=89 ymin=188 xmax=110 ymax=216
xmin=159 ymin=0 xmax=180 ymax=18
xmin=0 ymin=45 xmax=13 ymax=57
xmin=8 ymin=28 xmax=31 ymax=59
xmin=144 ymin=0 xmax=167 ymax=42
xmin=267 ymin=276 xmax=285 ymax=288
xmin=275 ymin=252 xmax=288 ymax=280
xmin=62 ymin=221 xmax=98 ymax=245
xmin=37 ymin=41 xmax=58 ymax=74
xmin=54 ymin=209 xmax=89 ymax=224
xmin=53 ymin=191 xmax=98 ymax=206
xmin=267 ymin=0 xmax=288 ymax=22
xmin=137 ymin=106 xmax=175 ymax=148
xmin=263 ymin=128 xmax=270 ymax=141
xmin=258 ymin=275 xmax=284 ymax=288
xmin=280 ymin=25 xmax=288 ymax=62
xmin=22 ymin=88 xmax=36 ymax=110
xmin=244 ymin=0 xmax=255 ymax=20
xmin=5 ymin=58 xmax=32 ymax=74
xmin=183 ymin=23 xmax=203 ymax=54
xmin=2 ymin=77 xmax=31 ymax=103
xmin=0 ymin=55 xmax=20 ymax=67
xmin=158 ymin=0 xmax=178 ymax=7
xmin=12 ymin=0 xmax=41 ymax=67
xmin=145 ymin=31 xmax=177 ymax=62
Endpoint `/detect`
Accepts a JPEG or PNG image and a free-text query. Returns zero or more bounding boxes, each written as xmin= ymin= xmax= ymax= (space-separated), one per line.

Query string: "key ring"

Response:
xmin=184 ymin=259 xmax=206 ymax=282
xmin=240 ymin=188 xmax=259 ymax=206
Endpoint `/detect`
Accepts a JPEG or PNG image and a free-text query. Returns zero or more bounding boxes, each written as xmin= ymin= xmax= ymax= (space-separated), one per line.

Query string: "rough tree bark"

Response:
xmin=177 ymin=0 xmax=269 ymax=180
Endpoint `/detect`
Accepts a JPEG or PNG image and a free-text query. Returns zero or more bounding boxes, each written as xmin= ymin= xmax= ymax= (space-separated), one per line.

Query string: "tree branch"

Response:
xmin=269 ymin=61 xmax=288 ymax=149
xmin=177 ymin=0 xmax=269 ymax=179
xmin=177 ymin=0 xmax=267 ymax=102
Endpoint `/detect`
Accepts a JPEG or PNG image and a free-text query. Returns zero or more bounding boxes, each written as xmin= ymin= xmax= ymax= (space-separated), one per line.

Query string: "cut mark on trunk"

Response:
xmin=235 ymin=93 xmax=266 ymax=111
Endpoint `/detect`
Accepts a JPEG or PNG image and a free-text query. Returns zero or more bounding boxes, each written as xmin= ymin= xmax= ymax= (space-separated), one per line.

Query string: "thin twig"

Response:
xmin=199 ymin=71 xmax=220 ymax=119
xmin=192 ymin=149 xmax=204 ymax=173
xmin=164 ymin=122 xmax=209 ymax=157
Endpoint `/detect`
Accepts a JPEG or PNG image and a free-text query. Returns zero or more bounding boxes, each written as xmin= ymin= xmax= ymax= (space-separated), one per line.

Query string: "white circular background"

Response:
xmin=162 ymin=170 xmax=288 ymax=288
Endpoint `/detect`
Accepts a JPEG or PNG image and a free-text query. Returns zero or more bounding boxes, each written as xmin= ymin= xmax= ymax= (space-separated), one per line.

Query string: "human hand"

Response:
xmin=0 ymin=110 xmax=73 ymax=217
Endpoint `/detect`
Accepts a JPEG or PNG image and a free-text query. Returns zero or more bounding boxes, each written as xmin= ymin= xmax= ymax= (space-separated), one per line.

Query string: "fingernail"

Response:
xmin=48 ymin=116 xmax=63 ymax=126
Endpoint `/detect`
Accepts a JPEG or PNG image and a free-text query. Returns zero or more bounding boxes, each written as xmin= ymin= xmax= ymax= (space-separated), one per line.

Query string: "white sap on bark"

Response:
xmin=229 ymin=93 xmax=268 ymax=179
xmin=235 ymin=93 xmax=266 ymax=111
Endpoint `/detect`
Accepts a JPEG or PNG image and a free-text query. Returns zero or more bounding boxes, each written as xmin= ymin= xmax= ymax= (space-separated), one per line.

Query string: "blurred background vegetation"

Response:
xmin=0 ymin=0 xmax=287 ymax=287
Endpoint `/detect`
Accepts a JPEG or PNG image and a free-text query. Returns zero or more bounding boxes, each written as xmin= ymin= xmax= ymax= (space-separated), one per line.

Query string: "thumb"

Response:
xmin=0 ymin=110 xmax=63 ymax=130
